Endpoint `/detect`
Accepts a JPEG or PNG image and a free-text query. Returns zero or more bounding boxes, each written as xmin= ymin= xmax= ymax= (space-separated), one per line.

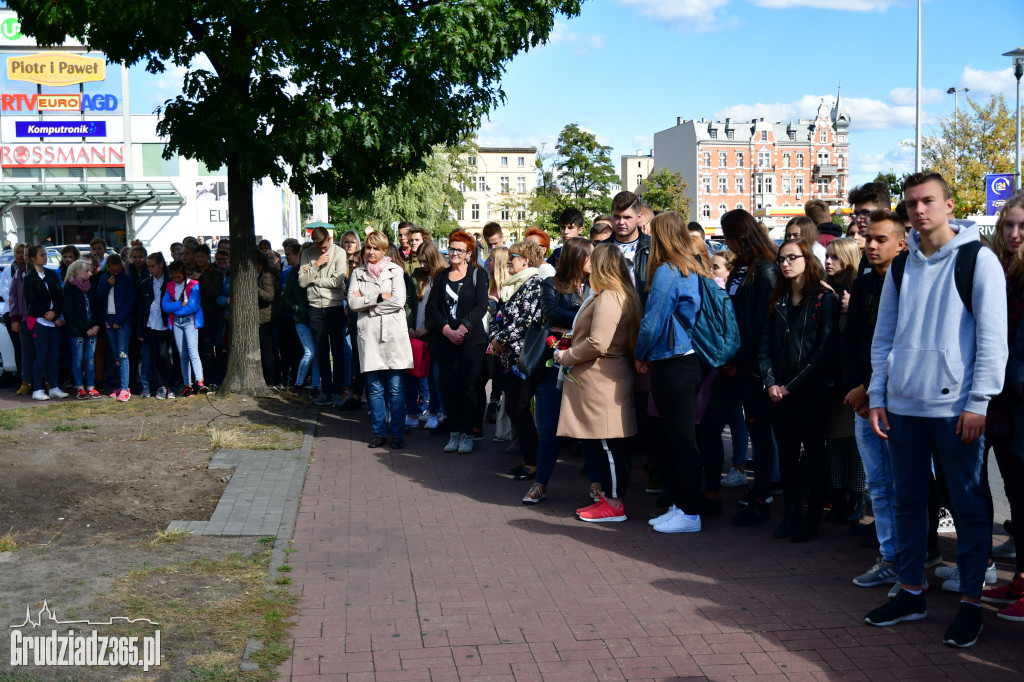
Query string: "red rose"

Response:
xmin=545 ymin=335 xmax=557 ymax=347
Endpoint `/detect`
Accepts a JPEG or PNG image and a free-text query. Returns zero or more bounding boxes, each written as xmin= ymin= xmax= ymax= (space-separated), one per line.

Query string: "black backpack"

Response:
xmin=889 ymin=241 xmax=982 ymax=315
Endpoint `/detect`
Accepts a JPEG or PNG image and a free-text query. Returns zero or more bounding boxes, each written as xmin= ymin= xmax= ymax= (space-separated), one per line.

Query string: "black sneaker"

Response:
xmin=943 ymin=603 xmax=983 ymax=648
xmin=484 ymin=401 xmax=499 ymax=424
xmin=864 ymin=589 xmax=927 ymax=627
xmin=469 ymin=428 xmax=484 ymax=441
xmin=731 ymin=502 xmax=770 ymax=526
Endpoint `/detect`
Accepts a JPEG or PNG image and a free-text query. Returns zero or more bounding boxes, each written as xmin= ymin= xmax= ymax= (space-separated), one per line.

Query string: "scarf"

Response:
xmin=499 ymin=267 xmax=538 ymax=302
xmin=366 ymin=256 xmax=392 ymax=280
xmin=69 ymin=277 xmax=91 ymax=293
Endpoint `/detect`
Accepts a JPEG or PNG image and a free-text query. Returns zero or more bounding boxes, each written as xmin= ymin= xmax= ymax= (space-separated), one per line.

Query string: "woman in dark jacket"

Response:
xmin=61 ymin=259 xmax=101 ymax=399
xmin=520 ymin=237 xmax=591 ymax=504
xmin=95 ymin=254 xmax=136 ymax=400
xmin=136 ymin=252 xmax=175 ymax=400
xmin=758 ymin=239 xmax=838 ymax=542
xmin=23 ymin=244 xmax=65 ymax=400
xmin=256 ymin=250 xmax=281 ymax=387
xmin=426 ymin=230 xmax=489 ymax=454
xmin=282 ymin=243 xmax=320 ymax=396
xmin=722 ymin=209 xmax=780 ymax=527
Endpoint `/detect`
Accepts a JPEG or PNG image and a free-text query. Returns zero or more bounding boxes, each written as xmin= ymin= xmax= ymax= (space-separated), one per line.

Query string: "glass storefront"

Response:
xmin=23 ymin=206 xmax=127 ymax=247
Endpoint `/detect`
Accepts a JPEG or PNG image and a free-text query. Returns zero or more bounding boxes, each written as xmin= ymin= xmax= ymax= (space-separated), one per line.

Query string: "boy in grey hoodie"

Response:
xmin=864 ymin=172 xmax=1008 ymax=647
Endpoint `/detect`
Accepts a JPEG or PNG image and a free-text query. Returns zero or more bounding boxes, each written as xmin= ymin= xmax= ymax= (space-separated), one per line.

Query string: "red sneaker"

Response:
xmin=578 ymin=499 xmax=626 ymax=523
xmin=88 ymin=388 xmax=101 ymax=398
xmin=983 ymin=575 xmax=1024 ymax=605
xmin=997 ymin=596 xmax=1024 ymax=621
xmin=576 ymin=499 xmax=605 ymax=515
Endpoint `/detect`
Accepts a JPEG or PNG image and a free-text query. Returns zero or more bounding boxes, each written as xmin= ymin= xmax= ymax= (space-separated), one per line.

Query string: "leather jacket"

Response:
xmin=727 ymin=258 xmax=778 ymax=375
xmin=539 ymin=278 xmax=583 ymax=329
xmin=633 ymin=232 xmax=651 ymax=309
xmin=758 ymin=289 xmax=838 ymax=393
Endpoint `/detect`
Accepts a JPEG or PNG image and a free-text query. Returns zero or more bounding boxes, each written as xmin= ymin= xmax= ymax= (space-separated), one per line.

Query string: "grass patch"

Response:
xmin=209 ymin=424 xmax=301 ymax=452
xmin=102 ymin=547 xmax=296 ymax=681
xmin=0 ymin=527 xmax=18 ymax=552
xmin=0 ymin=411 xmax=21 ymax=430
xmin=146 ymin=528 xmax=189 ymax=547
xmin=53 ymin=422 xmax=93 ymax=432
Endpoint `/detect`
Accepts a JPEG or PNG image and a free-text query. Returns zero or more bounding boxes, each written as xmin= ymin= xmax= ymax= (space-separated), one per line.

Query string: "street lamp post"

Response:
xmin=1004 ymin=47 xmax=1024 ymax=192
xmin=947 ymin=87 xmax=969 ymax=184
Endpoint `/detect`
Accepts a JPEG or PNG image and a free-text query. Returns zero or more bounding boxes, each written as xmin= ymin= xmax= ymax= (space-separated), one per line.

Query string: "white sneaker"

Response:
xmin=424 ymin=415 xmax=439 ymax=430
xmin=48 ymin=387 xmax=69 ymax=399
xmin=649 ymin=505 xmax=680 ymax=527
xmin=457 ymin=433 xmax=474 ymax=454
xmin=444 ymin=432 xmax=463 ymax=452
xmin=31 ymin=390 xmax=50 ymax=401
xmin=720 ymin=468 xmax=748 ymax=488
xmin=404 ymin=416 xmax=420 ymax=429
xmin=938 ymin=563 xmax=998 ymax=592
xmin=654 ymin=510 xmax=702 ymax=533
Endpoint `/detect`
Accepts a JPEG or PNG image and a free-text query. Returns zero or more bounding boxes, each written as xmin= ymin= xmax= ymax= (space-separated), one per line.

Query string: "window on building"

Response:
xmin=795 ymin=177 xmax=804 ymax=195
xmin=718 ymin=203 xmax=727 ymax=217
xmin=735 ymin=175 xmax=744 ymax=194
xmin=467 ymin=155 xmax=477 ymax=166
xmin=703 ymin=152 xmax=711 ymax=168
xmin=501 ymin=208 xmax=510 ymax=220
xmin=727 ymin=129 xmax=734 ymax=140
xmin=719 ymin=151 xmax=727 ymax=167
xmin=783 ymin=153 xmax=791 ymax=168
xmin=141 ymin=143 xmax=180 ymax=176
xmin=709 ymin=129 xmax=717 ymax=139
xmin=517 ymin=176 xmax=526 ymax=193
xmin=471 ymin=203 xmax=480 ymax=220
xmin=476 ymin=176 xmax=486 ymax=192
xmin=736 ymin=152 xmax=744 ymax=168
xmin=486 ymin=204 xmax=492 ymax=219
xmin=500 ymin=156 xmax=508 ymax=166
xmin=756 ymin=175 xmax=763 ymax=194
xmin=636 ymin=174 xmax=643 ymax=187
xmin=818 ymin=151 xmax=830 ymax=166
xmin=517 ymin=206 xmax=527 ymax=221
xmin=796 ymin=202 xmax=804 ymax=209
xmin=735 ymin=202 xmax=744 ymax=210
xmin=818 ymin=178 xmax=831 ymax=193
xmin=788 ymin=131 xmax=796 ymax=140
xmin=468 ymin=176 xmax=476 ymax=191
xmin=518 ymin=156 xmax=525 ymax=167
xmin=702 ymin=204 xmax=711 ymax=219
xmin=782 ymin=176 xmax=791 ymax=194
xmin=757 ymin=151 xmax=770 ymax=168
xmin=820 ymin=130 xmax=827 ymax=143
xmin=458 ymin=181 xmax=466 ymax=192
xmin=701 ymin=176 xmax=711 ymax=193
xmin=718 ymin=176 xmax=728 ymax=193
xmin=500 ymin=176 xmax=509 ymax=192
xmin=764 ymin=176 xmax=774 ymax=194
xmin=760 ymin=131 xmax=768 ymax=141
xmin=797 ymin=153 xmax=804 ymax=168
xmin=457 ymin=207 xmax=465 ymax=221
xmin=86 ymin=167 xmax=126 ymax=180
xmin=44 ymin=167 xmax=84 ymax=181
xmin=3 ymin=167 xmax=40 ymax=181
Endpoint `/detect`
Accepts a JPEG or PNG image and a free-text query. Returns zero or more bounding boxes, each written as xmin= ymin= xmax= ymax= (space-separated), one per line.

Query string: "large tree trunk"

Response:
xmin=220 ymin=156 xmax=271 ymax=396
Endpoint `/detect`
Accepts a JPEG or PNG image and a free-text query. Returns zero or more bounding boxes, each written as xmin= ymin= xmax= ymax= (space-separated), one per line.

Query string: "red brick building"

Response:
xmin=651 ymin=91 xmax=851 ymax=231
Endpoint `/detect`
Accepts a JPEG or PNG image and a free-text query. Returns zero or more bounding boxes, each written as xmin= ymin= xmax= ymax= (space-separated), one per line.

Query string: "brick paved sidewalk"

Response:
xmin=279 ymin=410 xmax=1024 ymax=681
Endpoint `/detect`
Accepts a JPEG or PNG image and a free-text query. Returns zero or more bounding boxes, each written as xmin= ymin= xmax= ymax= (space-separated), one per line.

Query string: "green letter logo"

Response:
xmin=1 ymin=18 xmax=22 ymax=41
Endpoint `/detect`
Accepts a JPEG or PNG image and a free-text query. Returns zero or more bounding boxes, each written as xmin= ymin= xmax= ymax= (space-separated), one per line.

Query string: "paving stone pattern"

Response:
xmin=279 ymin=411 xmax=1022 ymax=680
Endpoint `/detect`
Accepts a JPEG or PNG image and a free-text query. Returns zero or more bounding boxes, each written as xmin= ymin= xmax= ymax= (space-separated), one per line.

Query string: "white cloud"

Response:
xmin=957 ymin=65 xmax=1017 ymax=99
xmin=616 ymin=0 xmax=730 ymax=31
xmin=849 ymin=142 xmax=915 ymax=184
xmin=632 ymin=135 xmax=653 ymax=154
xmin=476 ymin=118 xmax=557 ymax=151
xmin=545 ymin=20 xmax=606 ymax=55
xmin=753 ymin=0 xmax=904 ymax=9
xmin=714 ymin=93 xmax=936 ymax=132
xmin=888 ymin=86 xmax=944 ymax=106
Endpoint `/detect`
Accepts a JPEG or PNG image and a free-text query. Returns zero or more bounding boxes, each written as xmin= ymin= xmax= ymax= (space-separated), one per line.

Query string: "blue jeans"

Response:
xmin=430 ymin=362 xmax=443 ymax=414
xmin=535 ymin=366 xmax=563 ymax=486
xmin=173 ymin=320 xmax=203 ymax=386
xmin=294 ymin=322 xmax=320 ymax=388
xmin=855 ymin=414 xmax=898 ymax=563
xmin=888 ymin=412 xmax=990 ymax=598
xmin=70 ymin=336 xmax=96 ymax=388
xmin=404 ymin=372 xmax=425 ymax=415
xmin=106 ymin=324 xmax=133 ymax=391
xmin=31 ymin=322 xmax=59 ymax=392
xmin=366 ymin=370 xmax=405 ymax=439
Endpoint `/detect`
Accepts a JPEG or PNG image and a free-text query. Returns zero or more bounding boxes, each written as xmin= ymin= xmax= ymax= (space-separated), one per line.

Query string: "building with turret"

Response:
xmin=651 ymin=90 xmax=851 ymax=232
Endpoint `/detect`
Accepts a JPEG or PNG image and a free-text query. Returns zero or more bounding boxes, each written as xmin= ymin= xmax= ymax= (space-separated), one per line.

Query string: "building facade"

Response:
xmin=454 ymin=146 xmax=537 ymax=235
xmin=0 ymin=9 xmax=304 ymax=254
xmin=652 ymin=92 xmax=851 ymax=231
xmin=620 ymin=149 xmax=654 ymax=194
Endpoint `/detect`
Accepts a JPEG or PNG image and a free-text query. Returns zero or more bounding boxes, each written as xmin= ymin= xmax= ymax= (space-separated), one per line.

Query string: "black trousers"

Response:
xmin=770 ymin=386 xmax=829 ymax=519
xmin=581 ymin=438 xmax=633 ymax=500
xmin=650 ymin=354 xmax=704 ymax=515
xmin=308 ymin=305 xmax=345 ymax=395
xmin=143 ymin=327 xmax=174 ymax=390
xmin=503 ymin=369 xmax=541 ymax=466
xmin=259 ymin=321 xmax=281 ymax=386
xmin=435 ymin=340 xmax=486 ymax=434
xmin=278 ymin=317 xmax=300 ymax=386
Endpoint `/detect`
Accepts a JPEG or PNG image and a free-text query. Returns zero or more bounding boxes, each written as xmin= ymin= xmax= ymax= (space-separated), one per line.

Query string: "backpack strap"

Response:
xmin=954 ymin=241 xmax=982 ymax=316
xmin=890 ymin=251 xmax=909 ymax=295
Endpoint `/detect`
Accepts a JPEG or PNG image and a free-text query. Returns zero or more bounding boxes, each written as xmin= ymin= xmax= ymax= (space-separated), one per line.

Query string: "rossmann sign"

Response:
xmin=0 ymin=93 xmax=119 ymax=112
xmin=0 ymin=144 xmax=125 ymax=168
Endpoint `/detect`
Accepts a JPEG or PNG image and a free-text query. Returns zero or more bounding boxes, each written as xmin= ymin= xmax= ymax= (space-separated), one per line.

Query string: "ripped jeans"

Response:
xmin=106 ymin=324 xmax=133 ymax=391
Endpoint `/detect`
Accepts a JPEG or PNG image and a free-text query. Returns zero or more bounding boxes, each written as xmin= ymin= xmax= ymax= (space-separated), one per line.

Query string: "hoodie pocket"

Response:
xmin=887 ymin=348 xmax=963 ymax=402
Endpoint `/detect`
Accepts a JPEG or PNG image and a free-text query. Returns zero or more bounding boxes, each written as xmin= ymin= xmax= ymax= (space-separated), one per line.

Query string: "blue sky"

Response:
xmin=125 ymin=0 xmax=1022 ymax=189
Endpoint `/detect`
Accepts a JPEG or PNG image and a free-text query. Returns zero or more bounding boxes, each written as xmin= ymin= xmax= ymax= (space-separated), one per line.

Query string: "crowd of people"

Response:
xmin=1 ymin=171 xmax=1021 ymax=650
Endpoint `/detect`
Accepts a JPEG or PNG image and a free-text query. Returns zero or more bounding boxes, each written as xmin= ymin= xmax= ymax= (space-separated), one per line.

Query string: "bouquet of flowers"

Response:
xmin=545 ymin=334 xmax=581 ymax=386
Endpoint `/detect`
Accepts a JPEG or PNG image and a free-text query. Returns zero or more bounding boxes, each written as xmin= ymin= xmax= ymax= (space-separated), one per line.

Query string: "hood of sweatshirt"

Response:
xmin=906 ymin=219 xmax=979 ymax=263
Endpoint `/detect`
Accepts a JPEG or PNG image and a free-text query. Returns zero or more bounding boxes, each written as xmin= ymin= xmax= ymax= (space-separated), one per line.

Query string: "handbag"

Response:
xmin=494 ymin=393 xmax=515 ymax=442
xmin=516 ymin=321 xmax=552 ymax=380
xmin=406 ymin=337 xmax=430 ymax=378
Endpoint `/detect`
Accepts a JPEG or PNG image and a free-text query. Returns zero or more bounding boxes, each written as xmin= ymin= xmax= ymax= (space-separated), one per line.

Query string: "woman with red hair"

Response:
xmin=525 ymin=227 xmax=556 ymax=279
xmin=427 ymin=230 xmax=490 ymax=453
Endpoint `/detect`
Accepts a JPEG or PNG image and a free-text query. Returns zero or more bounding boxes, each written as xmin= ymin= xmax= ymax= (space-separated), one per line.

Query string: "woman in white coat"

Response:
xmin=348 ymin=231 xmax=413 ymax=449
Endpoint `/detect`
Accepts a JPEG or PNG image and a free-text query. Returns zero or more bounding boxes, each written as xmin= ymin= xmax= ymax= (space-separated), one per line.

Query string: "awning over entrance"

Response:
xmin=0 ymin=182 xmax=185 ymax=214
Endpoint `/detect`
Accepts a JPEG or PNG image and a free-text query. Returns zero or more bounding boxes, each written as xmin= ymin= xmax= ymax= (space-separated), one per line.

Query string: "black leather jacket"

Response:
xmin=539 ymin=278 xmax=583 ymax=329
xmin=758 ymin=289 xmax=839 ymax=393
xmin=633 ymin=232 xmax=651 ymax=309
xmin=727 ymin=258 xmax=778 ymax=375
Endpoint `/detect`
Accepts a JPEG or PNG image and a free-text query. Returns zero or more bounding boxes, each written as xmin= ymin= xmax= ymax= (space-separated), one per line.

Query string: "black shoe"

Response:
xmin=506 ymin=463 xmax=527 ymax=476
xmin=774 ymin=512 xmax=801 ymax=539
xmin=513 ymin=467 xmax=537 ymax=481
xmin=699 ymin=497 xmax=723 ymax=517
xmin=469 ymin=428 xmax=484 ymax=441
xmin=943 ymin=603 xmax=983 ymax=648
xmin=845 ymin=493 xmax=866 ymax=524
xmin=851 ymin=520 xmax=876 ymax=536
xmin=790 ymin=515 xmax=821 ymax=543
xmin=826 ymin=490 xmax=848 ymax=524
xmin=732 ymin=502 xmax=770 ymax=527
xmin=368 ymin=436 xmax=387 ymax=448
xmin=864 ymin=589 xmax=927 ymax=626
xmin=390 ymin=438 xmax=405 ymax=450
xmin=484 ymin=401 xmax=499 ymax=424
xmin=340 ymin=397 xmax=362 ymax=411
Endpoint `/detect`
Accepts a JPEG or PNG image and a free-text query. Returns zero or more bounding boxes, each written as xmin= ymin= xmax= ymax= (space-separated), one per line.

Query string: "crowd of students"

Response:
xmin=3 ymin=171 xmax=1021 ymax=651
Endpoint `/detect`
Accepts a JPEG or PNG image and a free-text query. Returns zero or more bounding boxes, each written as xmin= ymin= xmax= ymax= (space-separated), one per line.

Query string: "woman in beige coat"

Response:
xmin=554 ymin=243 xmax=641 ymax=523
xmin=348 ymin=231 xmax=413 ymax=450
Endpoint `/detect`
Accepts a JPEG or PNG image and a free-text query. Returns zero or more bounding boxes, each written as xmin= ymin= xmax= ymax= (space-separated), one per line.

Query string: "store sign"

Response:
xmin=0 ymin=143 xmax=124 ymax=168
xmin=7 ymin=52 xmax=105 ymax=86
xmin=1 ymin=16 xmax=21 ymax=41
xmin=0 ymin=93 xmax=118 ymax=112
xmin=15 ymin=121 xmax=107 ymax=137
xmin=986 ymin=173 xmax=1015 ymax=216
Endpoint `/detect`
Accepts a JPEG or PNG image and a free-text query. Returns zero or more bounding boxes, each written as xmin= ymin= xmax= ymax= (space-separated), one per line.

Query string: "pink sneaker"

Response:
xmin=997 ymin=597 xmax=1024 ymax=621
xmin=116 ymin=389 xmax=130 ymax=402
xmin=578 ymin=499 xmax=627 ymax=523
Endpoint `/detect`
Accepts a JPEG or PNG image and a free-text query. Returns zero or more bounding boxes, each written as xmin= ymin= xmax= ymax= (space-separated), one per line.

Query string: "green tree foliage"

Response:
xmin=922 ymin=94 xmax=1016 ymax=216
xmin=872 ymin=170 xmax=909 ymax=204
xmin=554 ymin=123 xmax=618 ymax=216
xmin=641 ymin=168 xmax=692 ymax=216
xmin=8 ymin=0 xmax=582 ymax=393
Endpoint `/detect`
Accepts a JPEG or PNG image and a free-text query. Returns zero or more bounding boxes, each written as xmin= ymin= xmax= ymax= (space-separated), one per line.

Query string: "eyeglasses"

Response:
xmin=448 ymin=248 xmax=467 ymax=256
xmin=777 ymin=254 xmax=805 ymax=265
xmin=853 ymin=209 xmax=873 ymax=219
xmin=510 ymin=253 xmax=522 ymax=259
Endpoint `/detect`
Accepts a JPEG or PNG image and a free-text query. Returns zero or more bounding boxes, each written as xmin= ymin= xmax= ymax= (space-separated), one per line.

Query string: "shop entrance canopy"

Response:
xmin=0 ymin=182 xmax=185 ymax=214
